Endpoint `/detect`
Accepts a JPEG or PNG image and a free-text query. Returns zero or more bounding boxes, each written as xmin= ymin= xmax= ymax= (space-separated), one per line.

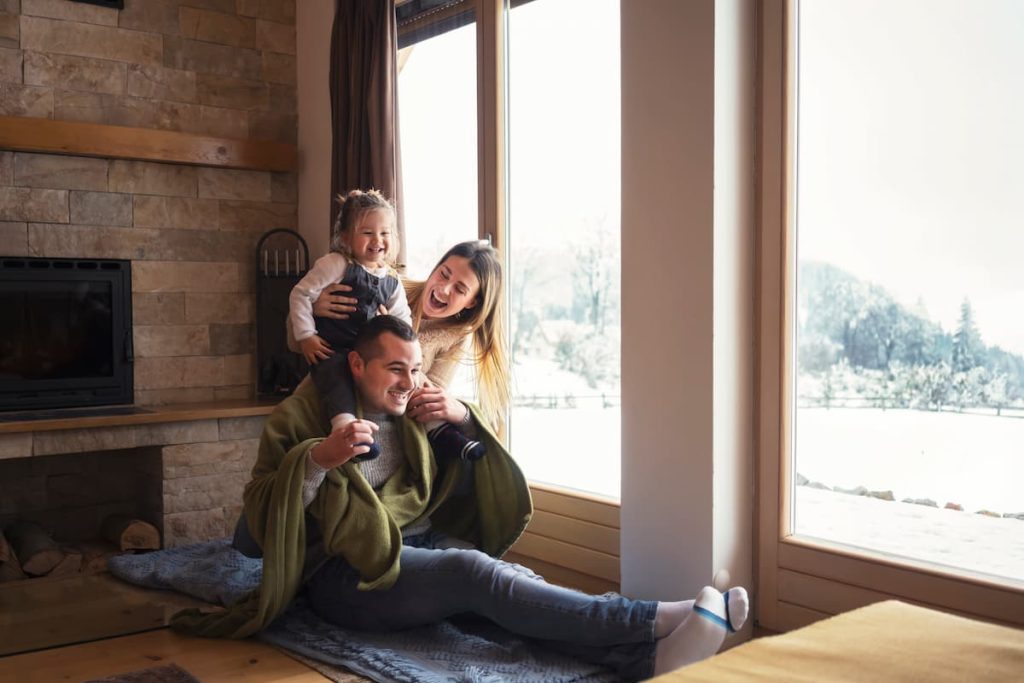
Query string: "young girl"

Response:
xmin=289 ymin=190 xmax=411 ymax=456
xmin=290 ymin=193 xmax=486 ymax=462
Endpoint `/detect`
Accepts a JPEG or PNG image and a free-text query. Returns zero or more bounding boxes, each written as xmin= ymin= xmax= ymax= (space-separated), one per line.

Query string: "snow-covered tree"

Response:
xmin=951 ymin=298 xmax=985 ymax=373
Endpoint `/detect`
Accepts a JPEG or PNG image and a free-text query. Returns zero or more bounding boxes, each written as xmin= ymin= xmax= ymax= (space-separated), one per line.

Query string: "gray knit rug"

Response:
xmin=109 ymin=539 xmax=620 ymax=683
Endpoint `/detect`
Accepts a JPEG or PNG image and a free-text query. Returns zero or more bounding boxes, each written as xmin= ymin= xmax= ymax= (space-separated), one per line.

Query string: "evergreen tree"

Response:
xmin=951 ymin=298 xmax=985 ymax=373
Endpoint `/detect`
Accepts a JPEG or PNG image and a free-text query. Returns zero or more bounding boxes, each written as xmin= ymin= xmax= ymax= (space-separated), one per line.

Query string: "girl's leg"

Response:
xmin=308 ymin=353 xmax=352 ymax=429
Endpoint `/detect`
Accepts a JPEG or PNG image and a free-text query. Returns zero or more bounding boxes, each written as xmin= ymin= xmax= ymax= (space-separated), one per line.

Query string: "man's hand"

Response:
xmin=313 ymin=283 xmax=358 ymax=319
xmin=406 ymin=384 xmax=469 ymax=425
xmin=299 ymin=334 xmax=333 ymax=364
xmin=310 ymin=419 xmax=380 ymax=469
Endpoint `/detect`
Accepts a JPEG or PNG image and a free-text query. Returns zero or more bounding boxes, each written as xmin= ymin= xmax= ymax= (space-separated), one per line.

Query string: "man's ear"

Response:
xmin=348 ymin=350 xmax=364 ymax=380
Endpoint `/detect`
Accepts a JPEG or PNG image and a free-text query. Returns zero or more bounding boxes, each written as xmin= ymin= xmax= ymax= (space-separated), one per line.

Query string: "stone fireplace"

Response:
xmin=0 ymin=0 xmax=298 ymax=568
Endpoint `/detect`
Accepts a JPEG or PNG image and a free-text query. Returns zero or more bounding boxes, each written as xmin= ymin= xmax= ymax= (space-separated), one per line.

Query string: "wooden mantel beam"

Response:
xmin=0 ymin=116 xmax=297 ymax=172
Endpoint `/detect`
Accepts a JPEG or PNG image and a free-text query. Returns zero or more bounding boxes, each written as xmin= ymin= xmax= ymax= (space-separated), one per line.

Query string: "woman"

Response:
xmin=307 ymin=240 xmax=509 ymax=434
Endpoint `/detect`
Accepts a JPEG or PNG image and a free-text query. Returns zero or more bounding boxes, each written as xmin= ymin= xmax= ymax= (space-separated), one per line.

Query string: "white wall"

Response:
xmin=620 ymin=0 xmax=717 ymax=598
xmin=620 ymin=0 xmax=755 ymax=638
xmin=296 ymin=0 xmax=334 ymax=259
xmin=712 ymin=0 xmax=756 ymax=633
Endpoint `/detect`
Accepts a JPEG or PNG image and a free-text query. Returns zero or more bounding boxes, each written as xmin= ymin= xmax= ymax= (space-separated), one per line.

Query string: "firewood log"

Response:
xmin=0 ymin=528 xmax=10 ymax=564
xmin=0 ymin=531 xmax=26 ymax=582
xmin=71 ymin=540 xmax=120 ymax=575
xmin=4 ymin=521 xmax=63 ymax=576
xmin=48 ymin=547 xmax=83 ymax=577
xmin=100 ymin=514 xmax=160 ymax=551
xmin=0 ymin=552 xmax=26 ymax=582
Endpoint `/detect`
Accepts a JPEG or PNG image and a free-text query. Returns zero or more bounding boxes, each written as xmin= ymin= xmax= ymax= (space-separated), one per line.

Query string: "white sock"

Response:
xmin=654 ymin=599 xmax=695 ymax=638
xmin=330 ymin=412 xmax=356 ymax=433
xmin=653 ymin=586 xmax=749 ymax=675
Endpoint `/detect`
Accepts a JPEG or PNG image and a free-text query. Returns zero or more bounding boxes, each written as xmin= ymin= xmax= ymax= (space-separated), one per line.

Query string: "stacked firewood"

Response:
xmin=0 ymin=515 xmax=160 ymax=583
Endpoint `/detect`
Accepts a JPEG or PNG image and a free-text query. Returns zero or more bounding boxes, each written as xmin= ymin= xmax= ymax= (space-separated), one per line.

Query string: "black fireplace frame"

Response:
xmin=0 ymin=257 xmax=134 ymax=412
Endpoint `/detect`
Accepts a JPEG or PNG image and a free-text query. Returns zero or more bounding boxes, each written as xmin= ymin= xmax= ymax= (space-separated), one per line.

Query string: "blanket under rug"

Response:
xmin=108 ymin=540 xmax=620 ymax=683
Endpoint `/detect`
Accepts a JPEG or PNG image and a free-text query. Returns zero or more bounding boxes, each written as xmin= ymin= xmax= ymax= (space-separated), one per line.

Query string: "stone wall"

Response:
xmin=0 ymin=0 xmax=298 ymax=405
xmin=0 ymin=0 xmax=296 ymax=143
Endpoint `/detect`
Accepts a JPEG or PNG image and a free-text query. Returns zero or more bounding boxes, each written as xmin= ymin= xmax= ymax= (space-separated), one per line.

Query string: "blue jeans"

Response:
xmin=306 ymin=531 xmax=658 ymax=681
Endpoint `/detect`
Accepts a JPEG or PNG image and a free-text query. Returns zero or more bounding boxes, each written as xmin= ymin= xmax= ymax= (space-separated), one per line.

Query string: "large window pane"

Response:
xmin=398 ymin=14 xmax=479 ymax=398
xmin=792 ymin=0 xmax=1024 ymax=583
xmin=398 ymin=17 xmax=479 ymax=281
xmin=507 ymin=0 xmax=621 ymax=498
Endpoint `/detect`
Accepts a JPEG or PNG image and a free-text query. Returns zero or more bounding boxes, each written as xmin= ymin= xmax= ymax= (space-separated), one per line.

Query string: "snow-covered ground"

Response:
xmin=504 ymin=397 xmax=1024 ymax=583
xmin=508 ymin=357 xmax=620 ymax=499
xmin=795 ymin=407 xmax=1024 ymax=582
xmin=796 ymin=407 xmax=1024 ymax=513
xmin=796 ymin=486 xmax=1024 ymax=583
xmin=509 ymin=403 xmax=620 ymax=498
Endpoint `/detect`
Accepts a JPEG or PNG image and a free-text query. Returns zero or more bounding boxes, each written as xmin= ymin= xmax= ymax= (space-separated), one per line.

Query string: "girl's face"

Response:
xmin=345 ymin=209 xmax=393 ymax=266
xmin=421 ymin=255 xmax=481 ymax=320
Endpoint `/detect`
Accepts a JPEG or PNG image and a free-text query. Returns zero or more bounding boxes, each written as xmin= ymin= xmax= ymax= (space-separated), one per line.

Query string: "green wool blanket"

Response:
xmin=171 ymin=379 xmax=533 ymax=638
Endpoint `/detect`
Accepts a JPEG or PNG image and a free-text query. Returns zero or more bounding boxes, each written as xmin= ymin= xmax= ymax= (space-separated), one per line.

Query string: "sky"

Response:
xmin=796 ymin=0 xmax=1024 ymax=353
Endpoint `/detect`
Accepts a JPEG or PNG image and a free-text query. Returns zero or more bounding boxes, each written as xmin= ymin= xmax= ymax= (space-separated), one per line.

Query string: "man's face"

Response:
xmin=349 ymin=332 xmax=423 ymax=415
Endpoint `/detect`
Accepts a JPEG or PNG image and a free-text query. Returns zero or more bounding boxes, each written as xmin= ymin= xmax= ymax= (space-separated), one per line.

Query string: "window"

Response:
xmin=397 ymin=4 xmax=479 ymax=397
xmin=398 ymin=0 xmax=622 ymax=499
xmin=396 ymin=0 xmax=623 ymax=589
xmin=506 ymin=0 xmax=621 ymax=499
xmin=397 ymin=9 xmax=479 ymax=280
xmin=758 ymin=0 xmax=1024 ymax=631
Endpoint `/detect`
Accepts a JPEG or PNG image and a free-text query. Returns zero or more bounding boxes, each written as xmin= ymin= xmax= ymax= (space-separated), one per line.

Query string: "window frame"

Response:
xmin=756 ymin=0 xmax=1024 ymax=632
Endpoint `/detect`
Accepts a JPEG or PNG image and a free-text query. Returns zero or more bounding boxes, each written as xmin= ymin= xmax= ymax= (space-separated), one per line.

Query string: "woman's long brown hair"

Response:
xmin=405 ymin=241 xmax=510 ymax=429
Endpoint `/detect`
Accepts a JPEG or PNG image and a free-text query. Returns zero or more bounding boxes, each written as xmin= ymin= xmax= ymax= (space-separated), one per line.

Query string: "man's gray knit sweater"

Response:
xmin=302 ymin=412 xmax=431 ymax=537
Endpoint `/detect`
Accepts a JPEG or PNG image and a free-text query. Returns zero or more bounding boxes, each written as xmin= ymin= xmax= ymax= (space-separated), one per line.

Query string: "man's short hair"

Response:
xmin=352 ymin=315 xmax=418 ymax=361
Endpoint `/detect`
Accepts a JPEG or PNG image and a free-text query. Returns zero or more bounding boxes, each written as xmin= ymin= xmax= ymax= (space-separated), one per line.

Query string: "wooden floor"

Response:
xmin=0 ymin=573 xmax=333 ymax=682
xmin=0 ymin=572 xmax=210 ymax=656
xmin=0 ymin=628 xmax=329 ymax=682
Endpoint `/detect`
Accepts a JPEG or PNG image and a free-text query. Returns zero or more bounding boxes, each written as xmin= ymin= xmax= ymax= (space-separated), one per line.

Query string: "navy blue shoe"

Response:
xmin=429 ymin=423 xmax=486 ymax=461
xmin=352 ymin=441 xmax=381 ymax=462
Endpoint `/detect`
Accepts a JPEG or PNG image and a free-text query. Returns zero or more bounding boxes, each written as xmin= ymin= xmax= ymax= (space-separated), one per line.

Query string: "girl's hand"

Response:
xmin=310 ymin=419 xmax=380 ymax=468
xmin=300 ymin=334 xmax=333 ymax=364
xmin=313 ymin=283 xmax=358 ymax=319
xmin=407 ymin=384 xmax=469 ymax=425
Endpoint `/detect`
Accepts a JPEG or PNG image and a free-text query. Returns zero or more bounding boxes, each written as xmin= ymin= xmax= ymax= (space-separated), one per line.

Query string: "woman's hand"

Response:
xmin=406 ymin=384 xmax=469 ymax=425
xmin=299 ymin=334 xmax=333 ymax=365
xmin=310 ymin=419 xmax=380 ymax=468
xmin=313 ymin=283 xmax=358 ymax=319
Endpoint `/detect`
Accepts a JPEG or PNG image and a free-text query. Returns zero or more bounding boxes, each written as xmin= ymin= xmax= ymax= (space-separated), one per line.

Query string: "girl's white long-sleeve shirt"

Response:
xmin=289 ymin=252 xmax=412 ymax=342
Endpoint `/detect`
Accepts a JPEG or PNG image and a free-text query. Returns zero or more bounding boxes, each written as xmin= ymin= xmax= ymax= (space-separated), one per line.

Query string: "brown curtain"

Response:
xmin=330 ymin=0 xmax=405 ymax=267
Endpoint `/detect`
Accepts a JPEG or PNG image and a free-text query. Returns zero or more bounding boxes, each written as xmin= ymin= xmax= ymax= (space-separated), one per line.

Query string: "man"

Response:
xmin=184 ymin=317 xmax=747 ymax=680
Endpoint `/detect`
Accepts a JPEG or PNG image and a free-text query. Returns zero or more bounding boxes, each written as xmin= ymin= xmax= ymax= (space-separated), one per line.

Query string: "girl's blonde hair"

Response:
xmin=406 ymin=241 xmax=510 ymax=429
xmin=329 ymin=189 xmax=397 ymax=264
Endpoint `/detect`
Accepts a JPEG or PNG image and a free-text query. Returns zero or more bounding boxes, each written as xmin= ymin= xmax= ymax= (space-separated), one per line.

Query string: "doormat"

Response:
xmin=84 ymin=663 xmax=201 ymax=683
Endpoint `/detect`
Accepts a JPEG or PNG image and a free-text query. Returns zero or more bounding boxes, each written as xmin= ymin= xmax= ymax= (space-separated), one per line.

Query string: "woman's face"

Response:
xmin=421 ymin=255 xmax=481 ymax=319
